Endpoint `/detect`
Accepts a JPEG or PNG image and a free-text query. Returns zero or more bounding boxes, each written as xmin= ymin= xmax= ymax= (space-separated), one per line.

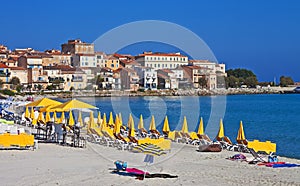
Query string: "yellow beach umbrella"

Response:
xmin=45 ymin=111 xmax=51 ymax=123
xmin=53 ymin=112 xmax=58 ymax=123
xmin=237 ymin=121 xmax=246 ymax=141
xmin=181 ymin=116 xmax=189 ymax=133
xmin=32 ymin=117 xmax=37 ymax=125
xmin=113 ymin=115 xmax=120 ymax=134
xmin=162 ymin=116 xmax=170 ymax=133
xmin=119 ymin=113 xmax=123 ymax=126
xmin=26 ymin=97 xmax=61 ymax=107
xmin=108 ymin=112 xmax=114 ymax=126
xmin=89 ymin=112 xmax=95 ymax=129
xmin=58 ymin=112 xmax=65 ymax=124
xmin=100 ymin=113 xmax=107 ymax=131
xmin=68 ymin=110 xmax=75 ymax=126
xmin=52 ymin=99 xmax=97 ymax=111
xmin=25 ymin=107 xmax=30 ymax=118
xmin=197 ymin=117 xmax=204 ymax=135
xmin=30 ymin=107 xmax=35 ymax=120
xmin=38 ymin=112 xmax=45 ymax=124
xmin=149 ymin=115 xmax=156 ymax=131
xmin=77 ymin=111 xmax=83 ymax=127
xmin=138 ymin=114 xmax=144 ymax=129
xmin=97 ymin=111 xmax=101 ymax=126
xmin=217 ymin=119 xmax=225 ymax=139
xmin=129 ymin=116 xmax=135 ymax=137
xmin=127 ymin=113 xmax=133 ymax=129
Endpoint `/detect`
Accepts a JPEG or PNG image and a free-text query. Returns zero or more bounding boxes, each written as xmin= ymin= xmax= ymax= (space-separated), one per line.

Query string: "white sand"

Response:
xmin=0 ymin=142 xmax=299 ymax=186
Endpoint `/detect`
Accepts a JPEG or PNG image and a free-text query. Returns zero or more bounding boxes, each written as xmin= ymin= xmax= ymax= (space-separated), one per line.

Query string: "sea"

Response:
xmin=57 ymin=94 xmax=300 ymax=159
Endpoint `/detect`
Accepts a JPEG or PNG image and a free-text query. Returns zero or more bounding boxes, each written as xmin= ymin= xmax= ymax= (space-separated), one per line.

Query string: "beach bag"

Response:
xmin=268 ymin=155 xmax=278 ymax=163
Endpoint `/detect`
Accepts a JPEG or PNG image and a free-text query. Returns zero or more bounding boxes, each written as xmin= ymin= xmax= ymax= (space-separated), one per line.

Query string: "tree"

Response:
xmin=280 ymin=76 xmax=294 ymax=87
xmin=226 ymin=68 xmax=258 ymax=88
xmin=225 ymin=76 xmax=239 ymax=88
xmin=10 ymin=76 xmax=20 ymax=89
xmin=0 ymin=79 xmax=3 ymax=89
xmin=244 ymin=76 xmax=258 ymax=88
xmin=198 ymin=77 xmax=207 ymax=89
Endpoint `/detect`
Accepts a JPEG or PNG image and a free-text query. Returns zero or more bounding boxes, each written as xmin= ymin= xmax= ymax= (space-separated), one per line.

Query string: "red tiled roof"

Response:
xmin=138 ymin=52 xmax=187 ymax=57
xmin=9 ymin=67 xmax=26 ymax=70
xmin=76 ymin=53 xmax=96 ymax=56
xmin=0 ymin=63 xmax=9 ymax=68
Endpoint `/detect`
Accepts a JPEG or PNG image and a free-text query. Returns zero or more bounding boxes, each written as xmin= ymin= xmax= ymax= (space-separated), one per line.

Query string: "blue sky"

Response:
xmin=1 ymin=0 xmax=299 ymax=82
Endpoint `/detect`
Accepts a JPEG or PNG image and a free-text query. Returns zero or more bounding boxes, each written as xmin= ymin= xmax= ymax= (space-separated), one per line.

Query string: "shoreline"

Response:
xmin=34 ymin=87 xmax=299 ymax=99
xmin=0 ymin=142 xmax=299 ymax=185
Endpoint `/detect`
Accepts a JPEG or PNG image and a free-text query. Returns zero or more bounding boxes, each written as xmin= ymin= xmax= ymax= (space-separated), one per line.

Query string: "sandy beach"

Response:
xmin=0 ymin=142 xmax=299 ymax=186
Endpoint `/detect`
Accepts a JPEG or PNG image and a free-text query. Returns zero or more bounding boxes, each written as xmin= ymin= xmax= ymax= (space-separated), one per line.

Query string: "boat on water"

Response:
xmin=294 ymin=86 xmax=300 ymax=93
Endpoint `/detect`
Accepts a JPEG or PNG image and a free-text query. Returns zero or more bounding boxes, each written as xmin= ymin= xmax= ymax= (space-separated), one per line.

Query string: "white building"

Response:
xmin=134 ymin=66 xmax=157 ymax=90
xmin=71 ymin=54 xmax=97 ymax=68
xmin=136 ymin=52 xmax=188 ymax=70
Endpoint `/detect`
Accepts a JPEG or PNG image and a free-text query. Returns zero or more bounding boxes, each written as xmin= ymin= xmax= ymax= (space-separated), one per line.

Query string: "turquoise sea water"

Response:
xmin=58 ymin=94 xmax=300 ymax=159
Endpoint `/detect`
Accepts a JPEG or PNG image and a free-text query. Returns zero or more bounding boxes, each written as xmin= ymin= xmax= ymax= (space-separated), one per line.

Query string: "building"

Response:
xmin=103 ymin=54 xmax=120 ymax=70
xmin=95 ymin=52 xmax=106 ymax=67
xmin=136 ymin=52 xmax=188 ymax=70
xmin=71 ymin=54 xmax=97 ymax=68
xmin=43 ymin=65 xmax=87 ymax=91
xmin=157 ymin=69 xmax=178 ymax=89
xmin=134 ymin=66 xmax=157 ymax=90
xmin=182 ymin=65 xmax=217 ymax=90
xmin=61 ymin=39 xmax=94 ymax=54
xmin=17 ymin=55 xmax=48 ymax=86
xmin=0 ymin=63 xmax=11 ymax=85
xmin=120 ymin=68 xmax=139 ymax=91
xmin=45 ymin=50 xmax=72 ymax=66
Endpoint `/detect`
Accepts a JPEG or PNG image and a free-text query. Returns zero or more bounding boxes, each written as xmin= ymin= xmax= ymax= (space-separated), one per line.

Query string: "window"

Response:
xmin=111 ymin=64 xmax=114 ymax=67
xmin=146 ymin=57 xmax=148 ymax=60
xmin=158 ymin=64 xmax=160 ymax=67
xmin=93 ymin=63 xmax=95 ymax=66
xmin=154 ymin=64 xmax=157 ymax=67
xmin=154 ymin=57 xmax=156 ymax=60
xmin=150 ymin=57 xmax=152 ymax=60
xmin=162 ymin=64 xmax=164 ymax=68
xmin=81 ymin=62 xmax=84 ymax=66
xmin=85 ymin=62 xmax=88 ymax=66
xmin=158 ymin=57 xmax=160 ymax=60
xmin=116 ymin=64 xmax=119 ymax=67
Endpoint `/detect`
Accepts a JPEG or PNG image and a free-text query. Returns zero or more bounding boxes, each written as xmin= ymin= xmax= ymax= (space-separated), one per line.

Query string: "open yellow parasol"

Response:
xmin=38 ymin=112 xmax=45 ymax=124
xmin=52 ymin=99 xmax=97 ymax=111
xmin=26 ymin=98 xmax=61 ymax=107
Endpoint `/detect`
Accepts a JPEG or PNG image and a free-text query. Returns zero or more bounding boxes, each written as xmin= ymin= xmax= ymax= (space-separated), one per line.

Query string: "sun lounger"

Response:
xmin=248 ymin=148 xmax=267 ymax=164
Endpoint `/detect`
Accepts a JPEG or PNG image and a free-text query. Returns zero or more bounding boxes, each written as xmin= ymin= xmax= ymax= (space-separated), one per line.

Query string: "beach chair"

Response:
xmin=138 ymin=128 xmax=148 ymax=138
xmin=174 ymin=131 xmax=184 ymax=143
xmin=149 ymin=129 xmax=161 ymax=139
xmin=101 ymin=131 xmax=116 ymax=147
xmin=248 ymin=148 xmax=267 ymax=164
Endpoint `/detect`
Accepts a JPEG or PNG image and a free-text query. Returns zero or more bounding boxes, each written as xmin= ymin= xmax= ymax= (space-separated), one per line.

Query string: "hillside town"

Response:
xmin=0 ymin=39 xmax=227 ymax=93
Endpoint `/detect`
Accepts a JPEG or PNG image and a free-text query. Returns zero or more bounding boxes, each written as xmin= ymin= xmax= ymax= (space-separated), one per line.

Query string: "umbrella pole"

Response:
xmin=144 ymin=162 xmax=148 ymax=180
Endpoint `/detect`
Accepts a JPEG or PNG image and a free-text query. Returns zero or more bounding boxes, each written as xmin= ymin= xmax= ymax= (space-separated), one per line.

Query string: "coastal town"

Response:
xmin=0 ymin=39 xmax=228 ymax=94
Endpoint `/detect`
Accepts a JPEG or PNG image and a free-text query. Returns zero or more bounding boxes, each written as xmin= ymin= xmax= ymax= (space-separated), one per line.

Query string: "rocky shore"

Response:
xmin=52 ymin=86 xmax=298 ymax=98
